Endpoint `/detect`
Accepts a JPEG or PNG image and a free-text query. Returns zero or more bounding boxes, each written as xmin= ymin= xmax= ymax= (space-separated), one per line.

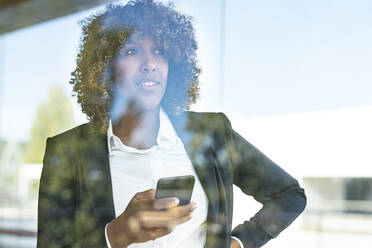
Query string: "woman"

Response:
xmin=37 ymin=1 xmax=306 ymax=248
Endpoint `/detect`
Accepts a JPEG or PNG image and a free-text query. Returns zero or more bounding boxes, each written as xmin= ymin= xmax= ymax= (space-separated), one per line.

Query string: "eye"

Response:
xmin=153 ymin=48 xmax=164 ymax=55
xmin=122 ymin=48 xmax=136 ymax=56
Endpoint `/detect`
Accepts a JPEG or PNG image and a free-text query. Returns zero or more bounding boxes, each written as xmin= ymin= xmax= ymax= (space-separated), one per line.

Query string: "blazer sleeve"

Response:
xmin=37 ymin=137 xmax=107 ymax=248
xmin=220 ymin=113 xmax=307 ymax=248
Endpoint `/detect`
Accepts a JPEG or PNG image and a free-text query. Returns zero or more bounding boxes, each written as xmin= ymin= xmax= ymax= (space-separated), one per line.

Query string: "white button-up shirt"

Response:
xmin=105 ymin=108 xmax=209 ymax=248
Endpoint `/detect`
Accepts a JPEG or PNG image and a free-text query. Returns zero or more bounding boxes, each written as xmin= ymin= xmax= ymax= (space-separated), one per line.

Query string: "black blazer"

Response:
xmin=37 ymin=111 xmax=306 ymax=248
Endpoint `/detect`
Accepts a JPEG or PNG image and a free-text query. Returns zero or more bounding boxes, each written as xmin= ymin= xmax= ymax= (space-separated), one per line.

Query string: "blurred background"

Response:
xmin=1 ymin=0 xmax=372 ymax=247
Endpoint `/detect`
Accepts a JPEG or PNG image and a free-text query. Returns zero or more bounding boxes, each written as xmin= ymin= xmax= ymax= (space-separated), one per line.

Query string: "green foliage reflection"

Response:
xmin=23 ymin=85 xmax=74 ymax=163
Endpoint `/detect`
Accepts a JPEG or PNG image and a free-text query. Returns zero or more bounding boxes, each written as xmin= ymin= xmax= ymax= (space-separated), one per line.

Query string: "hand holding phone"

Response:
xmin=107 ymin=188 xmax=195 ymax=247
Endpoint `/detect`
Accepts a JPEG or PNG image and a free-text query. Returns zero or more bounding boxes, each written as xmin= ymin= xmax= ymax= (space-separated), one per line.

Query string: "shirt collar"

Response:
xmin=107 ymin=108 xmax=178 ymax=155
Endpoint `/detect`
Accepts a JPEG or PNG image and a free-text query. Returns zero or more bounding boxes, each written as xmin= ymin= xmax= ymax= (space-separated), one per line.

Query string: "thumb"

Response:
xmin=134 ymin=189 xmax=155 ymax=200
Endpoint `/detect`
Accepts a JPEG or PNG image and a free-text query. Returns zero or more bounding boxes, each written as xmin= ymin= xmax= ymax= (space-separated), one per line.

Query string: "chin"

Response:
xmin=136 ymin=98 xmax=162 ymax=112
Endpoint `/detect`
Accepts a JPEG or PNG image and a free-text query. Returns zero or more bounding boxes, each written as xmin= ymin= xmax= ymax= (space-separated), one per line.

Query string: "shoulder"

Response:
xmin=183 ymin=110 xmax=232 ymax=131
xmin=168 ymin=110 xmax=233 ymax=140
xmin=45 ymin=122 xmax=103 ymax=149
xmin=47 ymin=123 xmax=88 ymax=142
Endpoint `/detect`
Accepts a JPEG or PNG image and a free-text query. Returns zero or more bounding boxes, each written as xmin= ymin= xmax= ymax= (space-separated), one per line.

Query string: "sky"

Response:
xmin=1 ymin=0 xmax=372 ymax=141
xmin=223 ymin=0 xmax=372 ymax=117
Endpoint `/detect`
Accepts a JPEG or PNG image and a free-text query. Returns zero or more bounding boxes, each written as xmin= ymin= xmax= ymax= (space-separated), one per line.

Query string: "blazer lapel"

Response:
xmin=168 ymin=111 xmax=224 ymax=248
xmin=76 ymin=123 xmax=115 ymax=227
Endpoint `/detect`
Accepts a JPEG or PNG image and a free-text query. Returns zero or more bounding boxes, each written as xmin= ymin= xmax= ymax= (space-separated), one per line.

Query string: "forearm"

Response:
xmin=231 ymin=185 xmax=306 ymax=247
xmin=220 ymin=113 xmax=307 ymax=247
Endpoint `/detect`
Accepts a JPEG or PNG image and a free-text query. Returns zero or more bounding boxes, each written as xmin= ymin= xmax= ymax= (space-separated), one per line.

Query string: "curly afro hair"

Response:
xmin=70 ymin=0 xmax=201 ymax=125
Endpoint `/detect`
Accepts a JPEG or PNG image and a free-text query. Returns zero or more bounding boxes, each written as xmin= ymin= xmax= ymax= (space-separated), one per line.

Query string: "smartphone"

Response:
xmin=155 ymin=175 xmax=195 ymax=206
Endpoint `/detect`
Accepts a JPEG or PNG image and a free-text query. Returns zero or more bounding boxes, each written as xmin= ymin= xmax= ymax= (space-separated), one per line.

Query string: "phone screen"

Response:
xmin=155 ymin=175 xmax=195 ymax=206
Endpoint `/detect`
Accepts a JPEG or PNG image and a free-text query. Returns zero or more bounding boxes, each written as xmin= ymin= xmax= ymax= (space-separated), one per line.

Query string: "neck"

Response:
xmin=112 ymin=107 xmax=160 ymax=149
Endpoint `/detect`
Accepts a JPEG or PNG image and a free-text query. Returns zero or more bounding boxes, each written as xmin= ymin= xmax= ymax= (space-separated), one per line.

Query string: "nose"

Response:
xmin=140 ymin=53 xmax=156 ymax=73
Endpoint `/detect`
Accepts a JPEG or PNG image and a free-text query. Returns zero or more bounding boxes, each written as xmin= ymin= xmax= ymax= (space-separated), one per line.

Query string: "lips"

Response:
xmin=135 ymin=80 xmax=160 ymax=91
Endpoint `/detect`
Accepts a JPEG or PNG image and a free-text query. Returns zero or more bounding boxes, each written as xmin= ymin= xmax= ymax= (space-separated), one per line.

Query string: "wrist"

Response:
xmin=107 ymin=220 xmax=130 ymax=248
xmin=230 ymin=237 xmax=241 ymax=248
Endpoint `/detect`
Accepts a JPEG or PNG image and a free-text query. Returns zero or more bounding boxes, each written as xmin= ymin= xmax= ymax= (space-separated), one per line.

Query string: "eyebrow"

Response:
xmin=124 ymin=36 xmax=144 ymax=45
xmin=123 ymin=41 xmax=137 ymax=46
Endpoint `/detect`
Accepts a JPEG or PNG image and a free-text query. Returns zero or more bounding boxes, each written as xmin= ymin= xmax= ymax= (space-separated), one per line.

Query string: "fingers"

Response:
xmin=140 ymin=211 xmax=193 ymax=229
xmin=167 ymin=202 xmax=196 ymax=217
xmin=149 ymin=202 xmax=195 ymax=219
xmin=137 ymin=202 xmax=196 ymax=229
xmin=145 ymin=228 xmax=172 ymax=240
xmin=153 ymin=197 xmax=179 ymax=210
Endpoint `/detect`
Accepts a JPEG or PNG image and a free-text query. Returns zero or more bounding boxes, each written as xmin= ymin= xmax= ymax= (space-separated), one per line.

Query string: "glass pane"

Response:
xmin=1 ymin=0 xmax=371 ymax=247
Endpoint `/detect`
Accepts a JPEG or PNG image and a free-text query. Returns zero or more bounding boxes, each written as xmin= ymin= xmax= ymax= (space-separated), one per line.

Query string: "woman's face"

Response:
xmin=114 ymin=34 xmax=168 ymax=112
